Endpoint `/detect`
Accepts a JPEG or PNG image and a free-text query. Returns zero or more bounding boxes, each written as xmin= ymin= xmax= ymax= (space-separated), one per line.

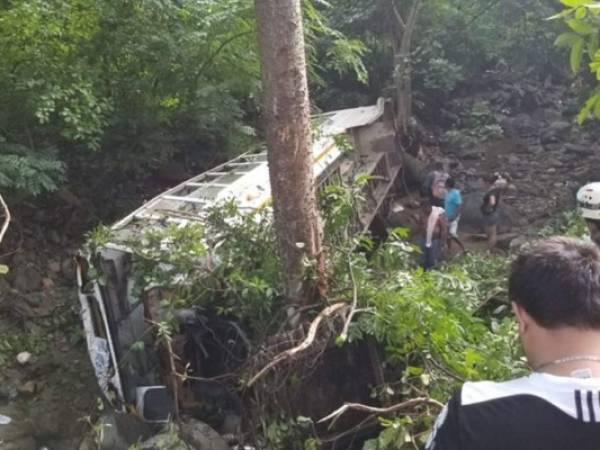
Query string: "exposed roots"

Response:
xmin=246 ymin=302 xmax=347 ymax=387
xmin=318 ymin=397 xmax=445 ymax=429
xmin=0 ymin=194 xmax=10 ymax=246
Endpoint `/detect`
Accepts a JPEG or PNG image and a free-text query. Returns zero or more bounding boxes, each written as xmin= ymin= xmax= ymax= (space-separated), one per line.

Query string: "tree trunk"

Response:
xmin=255 ymin=0 xmax=326 ymax=304
xmin=390 ymin=0 xmax=422 ymax=136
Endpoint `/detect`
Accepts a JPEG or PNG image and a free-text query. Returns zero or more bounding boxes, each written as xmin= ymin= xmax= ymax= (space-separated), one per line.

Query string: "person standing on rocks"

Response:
xmin=444 ymin=178 xmax=466 ymax=253
xmin=577 ymin=182 xmax=600 ymax=247
xmin=420 ymin=199 xmax=448 ymax=270
xmin=422 ymin=164 xmax=448 ymax=208
xmin=481 ymin=174 xmax=506 ymax=251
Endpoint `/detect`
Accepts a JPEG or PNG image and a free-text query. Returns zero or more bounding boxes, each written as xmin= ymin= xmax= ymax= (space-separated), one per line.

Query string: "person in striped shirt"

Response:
xmin=427 ymin=237 xmax=600 ymax=450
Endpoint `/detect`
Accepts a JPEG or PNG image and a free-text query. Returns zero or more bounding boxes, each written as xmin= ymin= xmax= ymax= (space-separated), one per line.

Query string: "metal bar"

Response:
xmin=185 ymin=182 xmax=228 ymax=188
xmin=227 ymin=162 xmax=260 ymax=167
xmin=206 ymin=171 xmax=228 ymax=176
xmin=163 ymin=195 xmax=208 ymax=204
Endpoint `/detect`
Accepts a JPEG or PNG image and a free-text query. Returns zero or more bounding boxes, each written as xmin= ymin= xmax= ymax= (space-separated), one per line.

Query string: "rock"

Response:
xmin=16 ymin=352 xmax=32 ymax=365
xmin=548 ymin=120 xmax=571 ymax=133
xmin=565 ymin=143 xmax=595 ymax=156
xmin=496 ymin=233 xmax=521 ymax=250
xmin=47 ymin=230 xmax=62 ymax=245
xmin=60 ymin=257 xmax=76 ymax=280
xmin=506 ymin=155 xmax=521 ymax=166
xmin=458 ymin=191 xmax=519 ymax=234
xmin=541 ymin=121 xmax=571 ymax=143
xmin=1 ymin=436 xmax=37 ymax=450
xmin=78 ymin=435 xmax=96 ymax=450
xmin=509 ymin=235 xmax=531 ymax=252
xmin=41 ymin=278 xmax=55 ymax=291
xmin=500 ymin=113 xmax=538 ymax=137
xmin=10 ymin=264 xmax=42 ymax=293
xmin=17 ymin=381 xmax=38 ymax=396
xmin=87 ymin=413 xmax=153 ymax=450
xmin=47 ymin=260 xmax=61 ymax=273
xmin=179 ymin=418 xmax=229 ymax=450
xmin=139 ymin=433 xmax=191 ymax=450
xmin=221 ymin=413 xmax=241 ymax=435
xmin=0 ymin=276 xmax=11 ymax=301
xmin=56 ymin=188 xmax=83 ymax=207
xmin=460 ymin=148 xmax=483 ymax=160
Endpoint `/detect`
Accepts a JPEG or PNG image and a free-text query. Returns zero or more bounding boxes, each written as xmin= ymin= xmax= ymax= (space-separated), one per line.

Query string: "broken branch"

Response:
xmin=318 ymin=397 xmax=444 ymax=428
xmin=339 ymin=256 xmax=359 ymax=343
xmin=392 ymin=5 xmax=406 ymax=32
xmin=246 ymin=302 xmax=347 ymax=387
xmin=0 ymin=194 xmax=10 ymax=246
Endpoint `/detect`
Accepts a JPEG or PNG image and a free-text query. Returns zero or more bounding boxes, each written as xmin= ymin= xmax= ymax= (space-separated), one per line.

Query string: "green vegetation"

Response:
xmin=0 ymin=0 xmax=365 ymax=197
xmin=86 ymin=177 xmax=526 ymax=448
xmin=553 ymin=0 xmax=600 ymax=122
xmin=2 ymin=0 xmax=595 ymax=447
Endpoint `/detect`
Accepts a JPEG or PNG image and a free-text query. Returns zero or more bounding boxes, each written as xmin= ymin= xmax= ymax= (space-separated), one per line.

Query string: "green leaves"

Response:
xmin=0 ymin=142 xmax=64 ymax=196
xmin=553 ymin=2 xmax=600 ymax=122
xmin=561 ymin=0 xmax=591 ymax=7
xmin=570 ymin=35 xmax=585 ymax=72
xmin=567 ymin=18 xmax=596 ymax=35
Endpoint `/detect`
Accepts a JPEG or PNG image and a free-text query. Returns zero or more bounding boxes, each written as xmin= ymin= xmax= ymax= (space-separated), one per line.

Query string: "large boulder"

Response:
xmin=179 ymin=418 xmax=229 ymax=450
xmin=78 ymin=413 xmax=152 ymax=450
xmin=138 ymin=418 xmax=229 ymax=450
xmin=459 ymin=192 xmax=519 ymax=234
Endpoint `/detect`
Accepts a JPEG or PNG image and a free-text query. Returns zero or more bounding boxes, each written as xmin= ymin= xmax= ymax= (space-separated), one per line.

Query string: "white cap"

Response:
xmin=577 ymin=182 xmax=600 ymax=220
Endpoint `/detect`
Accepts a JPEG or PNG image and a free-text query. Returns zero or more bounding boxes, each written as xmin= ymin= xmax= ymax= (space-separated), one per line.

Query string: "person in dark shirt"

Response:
xmin=426 ymin=237 xmax=600 ymax=450
xmin=481 ymin=174 xmax=506 ymax=250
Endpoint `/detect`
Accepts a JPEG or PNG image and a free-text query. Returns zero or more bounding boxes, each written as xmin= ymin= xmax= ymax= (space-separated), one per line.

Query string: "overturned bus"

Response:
xmin=76 ymin=99 xmax=402 ymax=423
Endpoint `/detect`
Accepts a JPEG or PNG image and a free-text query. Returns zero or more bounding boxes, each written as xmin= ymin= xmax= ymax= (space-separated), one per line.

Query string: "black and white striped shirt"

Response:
xmin=426 ymin=373 xmax=600 ymax=450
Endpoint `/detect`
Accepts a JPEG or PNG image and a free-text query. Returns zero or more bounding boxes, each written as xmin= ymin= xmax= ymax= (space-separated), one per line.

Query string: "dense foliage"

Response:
xmin=553 ymin=0 xmax=600 ymax=122
xmin=84 ymin=175 xmax=527 ymax=449
xmin=0 ymin=0 xmax=365 ymax=197
xmin=316 ymin=0 xmax=561 ymax=112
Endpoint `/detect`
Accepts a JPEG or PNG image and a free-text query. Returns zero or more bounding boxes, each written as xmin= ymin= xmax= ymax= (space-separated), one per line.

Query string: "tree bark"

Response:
xmin=390 ymin=0 xmax=421 ymax=136
xmin=255 ymin=0 xmax=326 ymax=303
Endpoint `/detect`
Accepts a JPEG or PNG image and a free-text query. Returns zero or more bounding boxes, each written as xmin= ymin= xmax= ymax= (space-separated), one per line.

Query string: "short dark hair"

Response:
xmin=446 ymin=177 xmax=456 ymax=189
xmin=486 ymin=174 xmax=500 ymax=184
xmin=509 ymin=237 xmax=600 ymax=329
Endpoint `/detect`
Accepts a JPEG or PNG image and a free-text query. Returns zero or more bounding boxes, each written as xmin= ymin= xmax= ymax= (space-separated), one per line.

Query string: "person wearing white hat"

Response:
xmin=577 ymin=182 xmax=600 ymax=247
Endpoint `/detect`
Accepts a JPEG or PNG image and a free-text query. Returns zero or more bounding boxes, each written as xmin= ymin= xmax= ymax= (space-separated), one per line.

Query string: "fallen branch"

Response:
xmin=339 ymin=256 xmax=359 ymax=343
xmin=318 ymin=397 xmax=444 ymax=429
xmin=246 ymin=302 xmax=347 ymax=387
xmin=0 ymin=194 xmax=10 ymax=246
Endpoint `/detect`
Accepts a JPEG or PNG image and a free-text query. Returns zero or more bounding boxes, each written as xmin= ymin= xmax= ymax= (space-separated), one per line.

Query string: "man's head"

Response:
xmin=509 ymin=237 xmax=600 ymax=364
xmin=486 ymin=173 xmax=507 ymax=189
xmin=446 ymin=177 xmax=456 ymax=189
